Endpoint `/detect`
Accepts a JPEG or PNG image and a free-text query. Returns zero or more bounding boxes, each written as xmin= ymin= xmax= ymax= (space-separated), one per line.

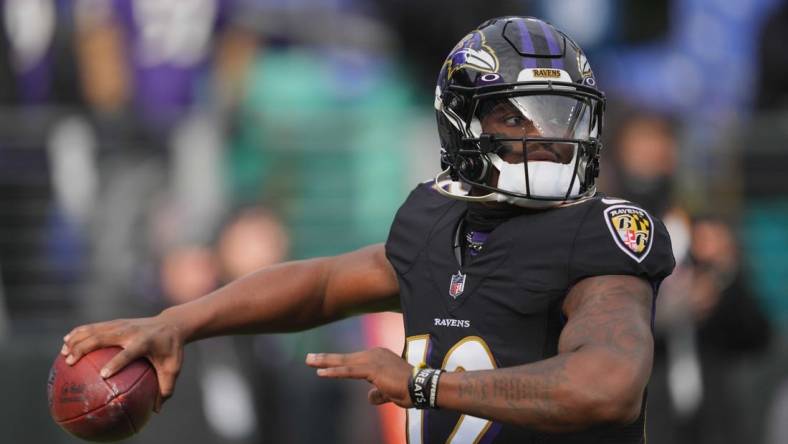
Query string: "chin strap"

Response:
xmin=433 ymin=168 xmax=591 ymax=209
xmin=433 ymin=169 xmax=498 ymax=202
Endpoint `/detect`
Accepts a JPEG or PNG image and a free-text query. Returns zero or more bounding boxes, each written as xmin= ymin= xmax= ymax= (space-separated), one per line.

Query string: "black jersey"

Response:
xmin=385 ymin=182 xmax=675 ymax=444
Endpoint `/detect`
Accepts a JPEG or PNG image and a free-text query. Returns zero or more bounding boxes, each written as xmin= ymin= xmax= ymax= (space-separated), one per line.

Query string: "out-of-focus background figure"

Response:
xmin=651 ymin=216 xmax=772 ymax=444
xmin=2 ymin=0 xmax=788 ymax=443
xmin=603 ymin=108 xmax=774 ymax=443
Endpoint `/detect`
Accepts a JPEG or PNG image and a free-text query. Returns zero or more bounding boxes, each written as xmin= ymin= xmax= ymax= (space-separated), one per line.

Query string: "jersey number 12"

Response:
xmin=405 ymin=335 xmax=497 ymax=444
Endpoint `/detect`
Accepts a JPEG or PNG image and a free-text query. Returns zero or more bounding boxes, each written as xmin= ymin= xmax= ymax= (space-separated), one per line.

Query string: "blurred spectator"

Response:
xmin=744 ymin=0 xmax=788 ymax=328
xmin=1 ymin=0 xmax=84 ymax=105
xmin=0 ymin=0 xmax=90 ymax=332
xmin=214 ymin=208 xmax=287 ymax=443
xmin=75 ymin=0 xmax=231 ymax=125
xmin=218 ymin=13 xmax=414 ymax=436
xmin=73 ymin=0 xmax=239 ymax=321
xmin=604 ymin=109 xmax=772 ymax=443
xmin=215 ymin=207 xmax=288 ymax=280
xmin=158 ymin=244 xmax=260 ymax=444
xmin=213 ymin=207 xmax=379 ymax=444
xmin=160 ymin=245 xmax=218 ymax=305
xmin=211 ymin=18 xmax=258 ymax=112
xmin=755 ymin=1 xmax=788 ymax=111
xmin=74 ymin=0 xmax=130 ymax=114
xmin=743 ymin=8 xmax=788 ymax=440
xmin=602 ymin=108 xmax=692 ymax=268
xmin=651 ymin=216 xmax=772 ymax=444
xmin=603 ymin=109 xmax=680 ymax=217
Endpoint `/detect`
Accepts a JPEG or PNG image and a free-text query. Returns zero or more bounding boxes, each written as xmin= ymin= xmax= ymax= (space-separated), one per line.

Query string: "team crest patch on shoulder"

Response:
xmin=603 ymin=204 xmax=654 ymax=262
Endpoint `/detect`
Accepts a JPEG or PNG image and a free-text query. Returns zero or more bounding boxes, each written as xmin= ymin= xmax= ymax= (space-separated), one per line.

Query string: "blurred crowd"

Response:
xmin=1 ymin=0 xmax=787 ymax=443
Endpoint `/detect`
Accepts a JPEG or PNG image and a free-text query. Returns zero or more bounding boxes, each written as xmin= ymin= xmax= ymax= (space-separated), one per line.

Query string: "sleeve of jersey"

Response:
xmin=385 ymin=182 xmax=444 ymax=276
xmin=568 ymin=200 xmax=676 ymax=286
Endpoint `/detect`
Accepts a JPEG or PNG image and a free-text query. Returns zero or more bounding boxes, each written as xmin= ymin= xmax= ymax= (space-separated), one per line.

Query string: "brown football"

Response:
xmin=47 ymin=347 xmax=158 ymax=442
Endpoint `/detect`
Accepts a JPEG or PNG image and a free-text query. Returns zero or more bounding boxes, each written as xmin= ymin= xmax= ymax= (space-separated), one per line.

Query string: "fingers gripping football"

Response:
xmin=62 ymin=320 xmax=128 ymax=364
xmin=306 ymin=347 xmax=414 ymax=408
xmin=61 ymin=317 xmax=185 ymax=411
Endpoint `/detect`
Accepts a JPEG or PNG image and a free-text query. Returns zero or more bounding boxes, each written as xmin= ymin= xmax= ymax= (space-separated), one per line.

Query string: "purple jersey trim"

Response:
xmin=538 ymin=20 xmax=564 ymax=69
xmin=516 ymin=20 xmax=537 ymax=69
xmin=479 ymin=421 xmax=503 ymax=444
xmin=467 ymin=231 xmax=490 ymax=257
xmin=469 ymin=231 xmax=489 ymax=243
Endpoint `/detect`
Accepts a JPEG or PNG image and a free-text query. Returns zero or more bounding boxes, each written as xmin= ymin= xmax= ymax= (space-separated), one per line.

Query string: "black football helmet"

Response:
xmin=434 ymin=16 xmax=606 ymax=208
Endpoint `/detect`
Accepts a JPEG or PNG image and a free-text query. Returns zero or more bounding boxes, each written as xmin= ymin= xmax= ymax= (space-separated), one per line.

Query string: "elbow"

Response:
xmin=588 ymin=390 xmax=643 ymax=426
xmin=571 ymin=363 xmax=647 ymax=427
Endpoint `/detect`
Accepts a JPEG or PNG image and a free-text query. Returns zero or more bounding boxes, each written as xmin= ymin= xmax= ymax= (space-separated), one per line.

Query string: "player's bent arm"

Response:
xmin=435 ymin=275 xmax=653 ymax=433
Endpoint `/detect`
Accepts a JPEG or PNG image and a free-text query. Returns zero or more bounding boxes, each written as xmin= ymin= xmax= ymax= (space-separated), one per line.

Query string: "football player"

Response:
xmin=61 ymin=17 xmax=674 ymax=443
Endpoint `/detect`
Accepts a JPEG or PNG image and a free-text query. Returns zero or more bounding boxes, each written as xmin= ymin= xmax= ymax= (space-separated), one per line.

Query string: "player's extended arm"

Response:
xmin=61 ymin=243 xmax=399 ymax=405
xmin=162 ymin=243 xmax=400 ymax=339
xmin=435 ymin=274 xmax=653 ymax=432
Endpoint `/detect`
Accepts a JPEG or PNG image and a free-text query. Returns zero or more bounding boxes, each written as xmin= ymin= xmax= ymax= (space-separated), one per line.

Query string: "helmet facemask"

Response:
xmin=436 ymin=81 xmax=604 ymax=208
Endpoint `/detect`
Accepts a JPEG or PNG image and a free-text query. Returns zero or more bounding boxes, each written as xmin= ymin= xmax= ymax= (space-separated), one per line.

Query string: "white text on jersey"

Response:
xmin=434 ymin=318 xmax=471 ymax=328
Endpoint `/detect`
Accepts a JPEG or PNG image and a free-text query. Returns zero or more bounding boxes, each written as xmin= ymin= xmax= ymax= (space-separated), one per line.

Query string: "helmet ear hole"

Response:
xmin=458 ymin=154 xmax=489 ymax=182
xmin=443 ymin=91 xmax=466 ymax=113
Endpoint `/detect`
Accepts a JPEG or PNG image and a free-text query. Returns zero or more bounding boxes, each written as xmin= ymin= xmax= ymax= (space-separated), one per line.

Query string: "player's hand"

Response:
xmin=305 ymin=347 xmax=414 ymax=408
xmin=60 ymin=314 xmax=185 ymax=412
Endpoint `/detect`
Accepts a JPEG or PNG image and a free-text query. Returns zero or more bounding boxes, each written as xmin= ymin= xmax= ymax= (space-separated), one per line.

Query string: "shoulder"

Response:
xmin=390 ymin=181 xmax=457 ymax=229
xmin=385 ymin=180 xmax=463 ymax=274
xmin=407 ymin=180 xmax=457 ymax=205
xmin=568 ymin=195 xmax=676 ymax=285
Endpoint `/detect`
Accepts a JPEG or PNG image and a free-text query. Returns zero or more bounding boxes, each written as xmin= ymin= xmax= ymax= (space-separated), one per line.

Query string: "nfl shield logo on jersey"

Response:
xmin=449 ymin=271 xmax=467 ymax=299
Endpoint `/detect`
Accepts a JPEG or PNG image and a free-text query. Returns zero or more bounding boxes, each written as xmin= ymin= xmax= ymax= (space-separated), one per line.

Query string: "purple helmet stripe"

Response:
xmin=516 ymin=20 xmax=537 ymax=68
xmin=538 ymin=21 xmax=565 ymax=69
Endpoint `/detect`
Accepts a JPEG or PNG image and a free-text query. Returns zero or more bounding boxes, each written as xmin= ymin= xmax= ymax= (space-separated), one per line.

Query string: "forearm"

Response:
xmin=158 ymin=244 xmax=399 ymax=343
xmin=160 ymin=257 xmax=337 ymax=343
xmin=436 ymin=347 xmax=645 ymax=433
